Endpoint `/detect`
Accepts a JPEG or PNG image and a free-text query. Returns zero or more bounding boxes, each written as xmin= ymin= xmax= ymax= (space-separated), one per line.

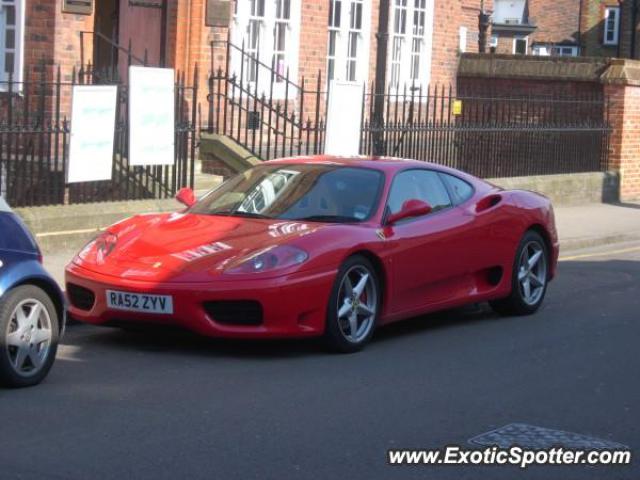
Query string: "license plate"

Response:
xmin=106 ymin=290 xmax=173 ymax=315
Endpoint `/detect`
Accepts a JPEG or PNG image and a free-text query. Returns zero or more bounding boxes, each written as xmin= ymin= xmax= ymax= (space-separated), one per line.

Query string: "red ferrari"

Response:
xmin=66 ymin=156 xmax=558 ymax=352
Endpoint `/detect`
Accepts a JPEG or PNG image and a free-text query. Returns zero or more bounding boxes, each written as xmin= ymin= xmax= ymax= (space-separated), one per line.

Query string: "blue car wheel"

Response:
xmin=0 ymin=285 xmax=60 ymax=388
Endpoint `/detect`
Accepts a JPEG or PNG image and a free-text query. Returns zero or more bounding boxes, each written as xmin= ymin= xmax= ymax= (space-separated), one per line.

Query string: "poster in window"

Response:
xmin=67 ymin=85 xmax=118 ymax=183
xmin=129 ymin=66 xmax=175 ymax=166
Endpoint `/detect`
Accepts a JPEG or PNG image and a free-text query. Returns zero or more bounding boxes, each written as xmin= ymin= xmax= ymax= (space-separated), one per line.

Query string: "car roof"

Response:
xmin=263 ymin=155 xmax=459 ymax=174
xmin=0 ymin=196 xmax=10 ymax=212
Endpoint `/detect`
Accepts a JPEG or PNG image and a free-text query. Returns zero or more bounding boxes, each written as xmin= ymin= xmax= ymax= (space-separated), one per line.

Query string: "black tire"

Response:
xmin=490 ymin=230 xmax=549 ymax=317
xmin=324 ymin=255 xmax=381 ymax=353
xmin=0 ymin=285 xmax=60 ymax=388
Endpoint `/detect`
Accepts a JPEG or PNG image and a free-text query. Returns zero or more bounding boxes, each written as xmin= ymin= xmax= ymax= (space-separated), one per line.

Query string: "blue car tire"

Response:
xmin=0 ymin=285 xmax=60 ymax=388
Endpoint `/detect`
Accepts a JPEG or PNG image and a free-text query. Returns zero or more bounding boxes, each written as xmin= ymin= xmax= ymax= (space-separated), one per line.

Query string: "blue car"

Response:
xmin=0 ymin=196 xmax=64 ymax=388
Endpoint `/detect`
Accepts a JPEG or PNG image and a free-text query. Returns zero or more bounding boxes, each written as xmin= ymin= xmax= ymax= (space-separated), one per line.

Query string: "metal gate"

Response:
xmin=0 ymin=61 xmax=197 ymax=208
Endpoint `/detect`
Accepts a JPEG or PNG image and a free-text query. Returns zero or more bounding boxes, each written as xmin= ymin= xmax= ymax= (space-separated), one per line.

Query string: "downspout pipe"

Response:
xmin=632 ymin=0 xmax=638 ymax=59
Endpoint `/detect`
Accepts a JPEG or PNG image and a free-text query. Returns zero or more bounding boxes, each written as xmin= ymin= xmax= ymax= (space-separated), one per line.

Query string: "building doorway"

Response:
xmin=91 ymin=0 xmax=167 ymax=80
xmin=92 ymin=0 xmax=119 ymax=72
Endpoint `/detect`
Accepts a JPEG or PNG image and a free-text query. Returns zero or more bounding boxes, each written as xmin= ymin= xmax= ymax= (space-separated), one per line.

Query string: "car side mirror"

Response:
xmin=386 ymin=199 xmax=432 ymax=225
xmin=176 ymin=187 xmax=196 ymax=208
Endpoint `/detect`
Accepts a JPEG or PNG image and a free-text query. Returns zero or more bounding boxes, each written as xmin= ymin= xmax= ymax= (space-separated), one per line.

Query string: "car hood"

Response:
xmin=77 ymin=212 xmax=321 ymax=282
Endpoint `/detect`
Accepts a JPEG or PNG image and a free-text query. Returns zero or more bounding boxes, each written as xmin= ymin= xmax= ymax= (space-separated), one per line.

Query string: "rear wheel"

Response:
xmin=0 ymin=285 xmax=59 ymax=388
xmin=490 ymin=231 xmax=549 ymax=316
xmin=324 ymin=256 xmax=380 ymax=353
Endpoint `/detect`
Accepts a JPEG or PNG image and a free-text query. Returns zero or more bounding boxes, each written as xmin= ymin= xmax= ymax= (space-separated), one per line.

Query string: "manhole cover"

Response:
xmin=469 ymin=423 xmax=629 ymax=450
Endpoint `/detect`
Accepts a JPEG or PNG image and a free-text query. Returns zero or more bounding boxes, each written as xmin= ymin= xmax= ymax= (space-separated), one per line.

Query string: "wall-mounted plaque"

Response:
xmin=62 ymin=0 xmax=93 ymax=15
xmin=206 ymin=0 xmax=232 ymax=27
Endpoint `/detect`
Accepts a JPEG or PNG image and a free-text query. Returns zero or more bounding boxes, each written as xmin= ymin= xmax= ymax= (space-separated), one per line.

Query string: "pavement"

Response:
xmin=1 ymin=241 xmax=639 ymax=479
xmin=555 ymin=202 xmax=640 ymax=251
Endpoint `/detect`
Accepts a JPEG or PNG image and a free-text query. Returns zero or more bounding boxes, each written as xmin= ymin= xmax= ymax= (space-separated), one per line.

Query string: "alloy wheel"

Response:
xmin=336 ymin=265 xmax=377 ymax=343
xmin=518 ymin=241 xmax=547 ymax=306
xmin=5 ymin=299 xmax=53 ymax=377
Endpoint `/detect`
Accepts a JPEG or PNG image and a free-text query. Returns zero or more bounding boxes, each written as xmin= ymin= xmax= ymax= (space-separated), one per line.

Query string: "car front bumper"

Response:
xmin=65 ymin=263 xmax=337 ymax=339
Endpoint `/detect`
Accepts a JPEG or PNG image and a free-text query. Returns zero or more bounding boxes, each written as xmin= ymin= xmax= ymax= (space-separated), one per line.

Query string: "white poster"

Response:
xmin=67 ymin=85 xmax=118 ymax=184
xmin=324 ymin=81 xmax=364 ymax=156
xmin=129 ymin=66 xmax=175 ymax=166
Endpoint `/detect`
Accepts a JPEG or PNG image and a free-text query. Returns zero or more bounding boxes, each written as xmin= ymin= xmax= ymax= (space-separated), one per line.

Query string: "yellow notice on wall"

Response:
xmin=453 ymin=99 xmax=463 ymax=116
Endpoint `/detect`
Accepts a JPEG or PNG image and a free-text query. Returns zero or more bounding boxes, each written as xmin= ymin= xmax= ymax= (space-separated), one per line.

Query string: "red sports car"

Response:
xmin=65 ymin=156 xmax=558 ymax=352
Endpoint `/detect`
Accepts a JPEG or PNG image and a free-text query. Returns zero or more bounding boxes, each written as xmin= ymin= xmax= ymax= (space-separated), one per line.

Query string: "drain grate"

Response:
xmin=469 ymin=423 xmax=629 ymax=450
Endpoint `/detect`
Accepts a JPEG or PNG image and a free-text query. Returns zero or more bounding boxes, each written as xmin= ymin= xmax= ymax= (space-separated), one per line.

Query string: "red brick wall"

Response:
xmin=23 ymin=0 xmax=56 ymax=79
xmin=458 ymin=76 xmax=604 ymax=97
xmin=605 ymin=81 xmax=640 ymax=200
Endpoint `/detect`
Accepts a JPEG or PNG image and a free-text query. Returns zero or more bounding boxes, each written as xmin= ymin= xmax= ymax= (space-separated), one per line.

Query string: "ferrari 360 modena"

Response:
xmin=65 ymin=156 xmax=559 ymax=352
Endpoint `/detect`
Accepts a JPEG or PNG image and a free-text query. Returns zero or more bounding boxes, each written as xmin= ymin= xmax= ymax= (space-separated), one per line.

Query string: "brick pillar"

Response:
xmin=602 ymin=59 xmax=640 ymax=201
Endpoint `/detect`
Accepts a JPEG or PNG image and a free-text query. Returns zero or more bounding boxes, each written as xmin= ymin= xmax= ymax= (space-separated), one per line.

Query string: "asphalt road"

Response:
xmin=1 ymin=244 xmax=639 ymax=480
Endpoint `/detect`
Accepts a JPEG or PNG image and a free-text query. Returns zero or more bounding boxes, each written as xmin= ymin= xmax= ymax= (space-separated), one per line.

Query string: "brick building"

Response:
xmin=580 ymin=0 xmax=640 ymax=59
xmin=1 ymin=0 xmax=492 ymax=98
xmin=490 ymin=0 xmax=581 ymax=56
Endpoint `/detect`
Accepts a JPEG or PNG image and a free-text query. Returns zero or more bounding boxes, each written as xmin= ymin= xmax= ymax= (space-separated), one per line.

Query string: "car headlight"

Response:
xmin=225 ymin=245 xmax=308 ymax=274
xmin=77 ymin=231 xmax=118 ymax=264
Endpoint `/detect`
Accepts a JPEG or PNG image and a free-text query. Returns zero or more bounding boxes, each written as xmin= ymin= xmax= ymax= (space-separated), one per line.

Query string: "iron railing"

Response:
xmin=206 ymin=40 xmax=326 ymax=160
xmin=0 ymin=62 xmax=197 ymax=207
xmin=361 ymin=84 xmax=611 ymax=178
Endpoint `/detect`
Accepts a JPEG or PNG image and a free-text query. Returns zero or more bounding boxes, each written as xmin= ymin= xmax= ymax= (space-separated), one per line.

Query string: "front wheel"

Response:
xmin=490 ymin=230 xmax=549 ymax=316
xmin=0 ymin=285 xmax=59 ymax=388
xmin=324 ymin=256 xmax=381 ymax=353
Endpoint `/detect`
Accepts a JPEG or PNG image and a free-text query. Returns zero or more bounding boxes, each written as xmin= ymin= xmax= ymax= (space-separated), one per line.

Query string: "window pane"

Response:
xmin=5 ymin=28 xmax=15 ymax=50
xmin=5 ymin=52 xmax=14 ymax=74
xmin=387 ymin=170 xmax=452 ymax=216
xmin=410 ymin=38 xmax=421 ymax=80
xmin=441 ymin=174 xmax=474 ymax=205
xmin=328 ymin=30 xmax=337 ymax=55
xmin=192 ymin=165 xmax=384 ymax=223
xmin=276 ymin=0 xmax=290 ymax=19
xmin=346 ymin=59 xmax=356 ymax=81
xmin=5 ymin=5 xmax=15 ymax=25
xmin=274 ymin=23 xmax=286 ymax=50
xmin=351 ymin=1 xmax=362 ymax=30
xmin=348 ymin=31 xmax=358 ymax=57
xmin=248 ymin=0 xmax=265 ymax=16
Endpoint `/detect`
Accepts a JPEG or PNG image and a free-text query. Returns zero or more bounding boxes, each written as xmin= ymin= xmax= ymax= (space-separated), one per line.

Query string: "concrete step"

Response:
xmin=194 ymin=172 xmax=222 ymax=197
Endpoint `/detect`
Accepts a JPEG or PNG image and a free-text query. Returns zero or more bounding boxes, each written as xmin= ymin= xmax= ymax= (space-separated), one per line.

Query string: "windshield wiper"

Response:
xmin=296 ymin=215 xmax=359 ymax=223
xmin=213 ymin=211 xmax=271 ymax=219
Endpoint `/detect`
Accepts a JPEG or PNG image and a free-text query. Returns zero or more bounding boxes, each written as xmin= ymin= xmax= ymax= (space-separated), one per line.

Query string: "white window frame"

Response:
xmin=533 ymin=44 xmax=579 ymax=57
xmin=554 ymin=45 xmax=579 ymax=56
xmin=231 ymin=0 xmax=301 ymax=99
xmin=325 ymin=0 xmax=371 ymax=85
xmin=532 ymin=45 xmax=550 ymax=56
xmin=388 ymin=0 xmax=434 ymax=94
xmin=513 ymin=35 xmax=528 ymax=55
xmin=603 ymin=6 xmax=620 ymax=46
xmin=489 ymin=35 xmax=499 ymax=48
xmin=0 ymin=0 xmax=25 ymax=89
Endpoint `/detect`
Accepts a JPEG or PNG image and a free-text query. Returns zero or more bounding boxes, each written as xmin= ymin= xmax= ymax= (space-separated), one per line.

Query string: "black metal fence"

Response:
xmin=361 ymin=85 xmax=611 ymax=178
xmin=0 ymin=62 xmax=197 ymax=208
xmin=206 ymin=40 xmax=326 ymax=160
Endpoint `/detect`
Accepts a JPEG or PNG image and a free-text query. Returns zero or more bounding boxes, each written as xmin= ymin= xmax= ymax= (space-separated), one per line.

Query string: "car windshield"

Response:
xmin=189 ymin=164 xmax=385 ymax=223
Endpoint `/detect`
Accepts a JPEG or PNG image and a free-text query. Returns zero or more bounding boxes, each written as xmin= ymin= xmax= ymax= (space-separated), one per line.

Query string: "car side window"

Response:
xmin=440 ymin=173 xmax=474 ymax=205
xmin=387 ymin=170 xmax=453 ymax=217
